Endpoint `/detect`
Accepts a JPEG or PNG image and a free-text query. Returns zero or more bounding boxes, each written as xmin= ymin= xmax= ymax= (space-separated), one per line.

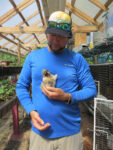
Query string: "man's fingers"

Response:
xmin=41 ymin=83 xmax=48 ymax=94
xmin=41 ymin=83 xmax=66 ymax=100
xmin=41 ymin=83 xmax=46 ymax=90
xmin=34 ymin=122 xmax=51 ymax=131
xmin=36 ymin=116 xmax=44 ymax=125
xmin=30 ymin=110 xmax=51 ymax=131
xmin=41 ymin=84 xmax=58 ymax=97
xmin=32 ymin=111 xmax=44 ymax=125
xmin=46 ymin=86 xmax=57 ymax=91
xmin=42 ymin=83 xmax=57 ymax=92
xmin=39 ymin=123 xmax=51 ymax=131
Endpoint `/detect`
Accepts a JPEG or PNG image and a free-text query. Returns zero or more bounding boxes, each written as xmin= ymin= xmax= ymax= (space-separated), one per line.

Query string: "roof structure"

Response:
xmin=0 ymin=0 xmax=113 ymax=57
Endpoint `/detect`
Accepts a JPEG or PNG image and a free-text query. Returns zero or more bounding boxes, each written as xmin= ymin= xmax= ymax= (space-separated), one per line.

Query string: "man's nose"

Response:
xmin=54 ymin=35 xmax=60 ymax=41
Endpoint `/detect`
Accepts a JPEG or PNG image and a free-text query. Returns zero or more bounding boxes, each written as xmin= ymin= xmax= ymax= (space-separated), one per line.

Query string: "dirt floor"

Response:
xmin=0 ymin=103 xmax=93 ymax=150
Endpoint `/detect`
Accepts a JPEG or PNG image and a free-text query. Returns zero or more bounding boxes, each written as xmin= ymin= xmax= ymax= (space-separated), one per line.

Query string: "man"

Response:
xmin=16 ymin=11 xmax=97 ymax=150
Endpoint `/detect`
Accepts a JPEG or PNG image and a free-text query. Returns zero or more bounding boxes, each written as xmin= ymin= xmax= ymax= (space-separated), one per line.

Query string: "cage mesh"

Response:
xmin=93 ymin=98 xmax=113 ymax=150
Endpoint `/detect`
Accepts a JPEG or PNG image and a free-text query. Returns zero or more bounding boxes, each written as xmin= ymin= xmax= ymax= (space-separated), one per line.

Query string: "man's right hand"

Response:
xmin=30 ymin=110 xmax=51 ymax=131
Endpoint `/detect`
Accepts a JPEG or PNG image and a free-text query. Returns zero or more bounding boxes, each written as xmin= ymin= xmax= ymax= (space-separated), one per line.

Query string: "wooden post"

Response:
xmin=17 ymin=43 xmax=21 ymax=65
xmin=10 ymin=44 xmax=23 ymax=140
xmin=74 ymin=33 xmax=87 ymax=47
xmin=10 ymin=103 xmax=23 ymax=141
xmin=12 ymin=104 xmax=19 ymax=134
xmin=94 ymin=55 xmax=98 ymax=64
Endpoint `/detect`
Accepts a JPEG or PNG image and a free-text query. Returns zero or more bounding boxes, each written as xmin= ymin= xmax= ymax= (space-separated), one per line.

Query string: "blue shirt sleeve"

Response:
xmin=71 ymin=53 xmax=97 ymax=104
xmin=16 ymin=54 xmax=36 ymax=115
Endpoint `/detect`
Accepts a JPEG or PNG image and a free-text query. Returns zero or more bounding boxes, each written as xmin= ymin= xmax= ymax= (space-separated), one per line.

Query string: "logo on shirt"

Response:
xmin=64 ymin=64 xmax=74 ymax=67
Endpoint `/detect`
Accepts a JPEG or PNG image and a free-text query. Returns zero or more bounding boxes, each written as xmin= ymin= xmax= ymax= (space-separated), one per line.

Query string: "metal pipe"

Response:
xmin=93 ymin=98 xmax=97 ymax=150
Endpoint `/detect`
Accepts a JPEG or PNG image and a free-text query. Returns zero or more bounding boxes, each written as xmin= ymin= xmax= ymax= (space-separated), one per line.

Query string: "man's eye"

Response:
xmin=52 ymin=34 xmax=56 ymax=36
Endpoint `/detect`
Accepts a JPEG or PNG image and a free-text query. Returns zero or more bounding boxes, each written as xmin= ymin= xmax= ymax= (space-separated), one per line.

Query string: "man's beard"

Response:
xmin=48 ymin=43 xmax=65 ymax=54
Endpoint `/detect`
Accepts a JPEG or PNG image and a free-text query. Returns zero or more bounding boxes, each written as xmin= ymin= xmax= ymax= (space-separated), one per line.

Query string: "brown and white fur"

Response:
xmin=42 ymin=69 xmax=57 ymax=88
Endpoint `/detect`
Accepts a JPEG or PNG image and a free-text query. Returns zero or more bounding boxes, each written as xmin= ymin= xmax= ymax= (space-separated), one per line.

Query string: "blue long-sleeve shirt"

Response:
xmin=16 ymin=47 xmax=97 ymax=138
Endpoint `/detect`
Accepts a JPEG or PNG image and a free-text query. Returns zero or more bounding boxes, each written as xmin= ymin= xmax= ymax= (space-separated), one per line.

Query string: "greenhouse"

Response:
xmin=0 ymin=0 xmax=113 ymax=150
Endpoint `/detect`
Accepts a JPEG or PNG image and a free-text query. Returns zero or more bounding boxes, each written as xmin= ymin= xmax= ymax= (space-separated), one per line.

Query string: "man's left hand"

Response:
xmin=41 ymin=83 xmax=71 ymax=102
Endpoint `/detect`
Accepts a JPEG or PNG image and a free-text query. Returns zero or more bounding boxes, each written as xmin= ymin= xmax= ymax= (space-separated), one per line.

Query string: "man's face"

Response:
xmin=46 ymin=33 xmax=69 ymax=53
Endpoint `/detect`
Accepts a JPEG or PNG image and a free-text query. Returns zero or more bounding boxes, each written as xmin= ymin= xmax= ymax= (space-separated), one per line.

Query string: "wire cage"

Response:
xmin=93 ymin=98 xmax=113 ymax=150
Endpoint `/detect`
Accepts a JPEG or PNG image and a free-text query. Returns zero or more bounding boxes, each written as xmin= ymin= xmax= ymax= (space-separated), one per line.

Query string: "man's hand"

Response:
xmin=30 ymin=110 xmax=51 ymax=131
xmin=41 ymin=83 xmax=71 ymax=102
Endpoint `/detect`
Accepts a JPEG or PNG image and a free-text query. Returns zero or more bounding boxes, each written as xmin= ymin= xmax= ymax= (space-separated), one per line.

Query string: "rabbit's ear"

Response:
xmin=53 ymin=74 xmax=57 ymax=80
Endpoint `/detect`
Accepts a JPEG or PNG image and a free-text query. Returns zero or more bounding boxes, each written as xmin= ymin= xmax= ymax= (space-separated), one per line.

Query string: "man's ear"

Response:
xmin=67 ymin=37 xmax=74 ymax=48
xmin=46 ymin=33 xmax=48 ymax=39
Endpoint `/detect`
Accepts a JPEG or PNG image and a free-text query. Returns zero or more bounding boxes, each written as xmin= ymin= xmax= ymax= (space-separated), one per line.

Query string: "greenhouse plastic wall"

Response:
xmin=104 ymin=7 xmax=113 ymax=38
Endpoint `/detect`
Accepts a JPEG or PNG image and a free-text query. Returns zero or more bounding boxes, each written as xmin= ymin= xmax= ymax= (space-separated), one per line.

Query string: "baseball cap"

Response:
xmin=45 ymin=11 xmax=72 ymax=38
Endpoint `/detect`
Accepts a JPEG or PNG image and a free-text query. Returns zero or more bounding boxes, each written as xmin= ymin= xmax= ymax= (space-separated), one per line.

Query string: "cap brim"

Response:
xmin=45 ymin=28 xmax=72 ymax=38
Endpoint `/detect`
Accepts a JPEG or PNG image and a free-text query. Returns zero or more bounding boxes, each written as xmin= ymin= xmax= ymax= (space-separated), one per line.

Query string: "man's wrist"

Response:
xmin=30 ymin=110 xmax=37 ymax=117
xmin=65 ymin=93 xmax=72 ymax=104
